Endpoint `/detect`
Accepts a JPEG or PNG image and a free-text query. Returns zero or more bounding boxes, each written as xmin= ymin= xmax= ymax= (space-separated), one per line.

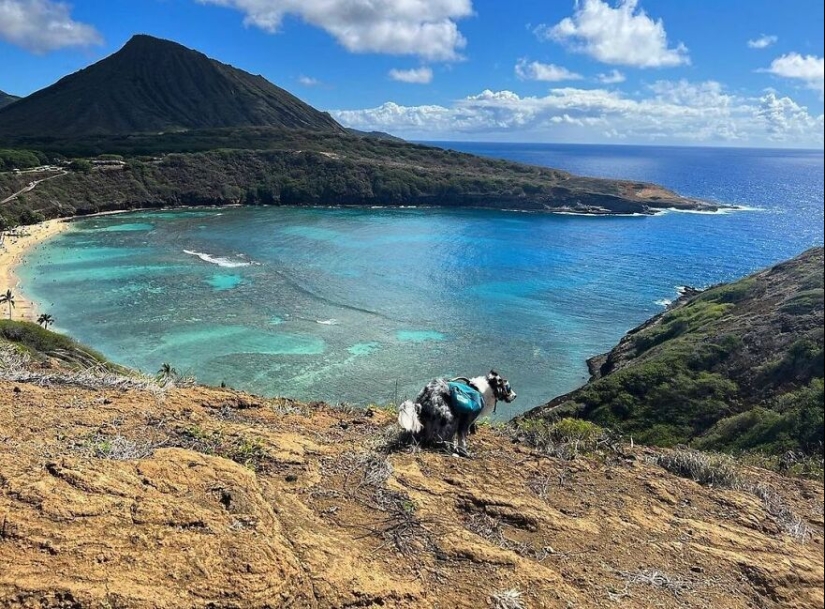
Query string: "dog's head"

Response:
xmin=486 ymin=370 xmax=517 ymax=403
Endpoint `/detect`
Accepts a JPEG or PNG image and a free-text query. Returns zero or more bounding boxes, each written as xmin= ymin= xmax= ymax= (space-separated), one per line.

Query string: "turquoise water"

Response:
xmin=21 ymin=145 xmax=824 ymax=417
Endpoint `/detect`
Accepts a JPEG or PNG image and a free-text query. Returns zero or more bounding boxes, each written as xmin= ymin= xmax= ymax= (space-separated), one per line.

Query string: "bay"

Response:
xmin=21 ymin=144 xmax=824 ymax=416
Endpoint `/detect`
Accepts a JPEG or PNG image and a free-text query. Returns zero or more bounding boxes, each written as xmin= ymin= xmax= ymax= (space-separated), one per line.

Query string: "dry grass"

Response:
xmin=749 ymin=481 xmax=812 ymax=541
xmin=0 ymin=346 xmax=165 ymax=393
xmin=653 ymin=449 xmax=742 ymax=488
xmin=81 ymin=434 xmax=158 ymax=460
xmin=464 ymin=511 xmax=551 ymax=562
xmin=619 ymin=569 xmax=694 ymax=597
xmin=313 ymin=449 xmax=439 ymax=557
xmin=489 ymin=588 xmax=525 ymax=609
xmin=654 ymin=448 xmax=813 ymax=542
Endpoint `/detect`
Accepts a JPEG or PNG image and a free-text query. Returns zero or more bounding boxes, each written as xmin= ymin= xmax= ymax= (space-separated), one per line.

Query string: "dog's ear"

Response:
xmin=488 ymin=369 xmax=499 ymax=379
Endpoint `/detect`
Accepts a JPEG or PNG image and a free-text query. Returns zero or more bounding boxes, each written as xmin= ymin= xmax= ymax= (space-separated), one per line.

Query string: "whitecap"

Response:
xmin=676 ymin=285 xmax=706 ymax=296
xmin=654 ymin=298 xmax=672 ymax=307
xmin=183 ymin=249 xmax=255 ymax=268
xmin=552 ymin=211 xmax=649 ymax=217
xmin=316 ymin=319 xmax=339 ymax=325
xmin=659 ymin=205 xmax=758 ymax=216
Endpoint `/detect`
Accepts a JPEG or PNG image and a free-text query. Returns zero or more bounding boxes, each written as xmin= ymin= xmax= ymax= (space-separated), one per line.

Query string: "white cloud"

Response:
xmin=763 ymin=53 xmax=824 ymax=96
xmin=756 ymin=92 xmax=823 ymax=139
xmin=196 ymin=0 xmax=472 ymax=61
xmin=298 ymin=75 xmax=321 ymax=86
xmin=747 ymin=34 xmax=777 ymax=49
xmin=538 ymin=0 xmax=689 ymax=68
xmin=389 ymin=66 xmax=433 ymax=84
xmin=596 ymin=69 xmax=625 ymax=84
xmin=515 ymin=59 xmax=582 ymax=82
xmin=0 ymin=0 xmax=102 ymax=53
xmin=333 ymin=80 xmax=823 ymax=147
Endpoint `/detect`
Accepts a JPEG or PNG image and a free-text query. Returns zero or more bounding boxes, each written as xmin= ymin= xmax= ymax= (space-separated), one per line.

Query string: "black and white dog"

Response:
xmin=397 ymin=370 xmax=517 ymax=456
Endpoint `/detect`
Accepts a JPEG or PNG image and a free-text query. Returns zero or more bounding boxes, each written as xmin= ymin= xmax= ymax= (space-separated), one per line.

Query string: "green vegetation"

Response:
xmin=0 ymin=148 xmax=49 ymax=170
xmin=513 ymin=417 xmax=616 ymax=460
xmin=36 ymin=313 xmax=54 ymax=329
xmin=529 ymin=248 xmax=825 ymax=460
xmin=0 ymin=134 xmax=695 ymax=226
xmin=0 ymin=320 xmax=110 ymax=368
xmin=176 ymin=425 xmax=268 ymax=470
xmin=0 ymin=290 xmax=14 ymax=319
xmin=68 ymin=159 xmax=92 ymax=173
xmin=695 ymin=379 xmax=824 ymax=456
xmin=156 ymin=362 xmax=179 ymax=387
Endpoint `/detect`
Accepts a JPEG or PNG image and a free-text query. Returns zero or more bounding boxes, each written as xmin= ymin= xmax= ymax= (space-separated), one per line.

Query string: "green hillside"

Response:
xmin=526 ymin=247 xmax=824 ymax=458
xmin=0 ymin=35 xmax=343 ymax=138
xmin=0 ymin=133 xmax=724 ymax=228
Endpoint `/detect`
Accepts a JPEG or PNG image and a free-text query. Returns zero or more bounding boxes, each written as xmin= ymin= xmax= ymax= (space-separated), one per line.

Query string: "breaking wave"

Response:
xmin=183 ymin=250 xmax=257 ymax=268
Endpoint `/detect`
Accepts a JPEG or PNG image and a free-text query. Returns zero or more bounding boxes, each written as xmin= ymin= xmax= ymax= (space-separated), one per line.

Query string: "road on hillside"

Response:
xmin=0 ymin=170 xmax=67 ymax=205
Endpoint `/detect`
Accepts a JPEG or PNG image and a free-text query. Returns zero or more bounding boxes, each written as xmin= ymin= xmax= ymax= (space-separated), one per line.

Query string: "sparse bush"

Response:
xmin=175 ymin=425 xmax=268 ymax=470
xmin=619 ymin=569 xmax=694 ymax=598
xmin=513 ymin=418 xmax=615 ymax=460
xmin=489 ymin=589 xmax=525 ymax=609
xmin=84 ymin=434 xmax=156 ymax=460
xmin=654 ymin=449 xmax=742 ymax=488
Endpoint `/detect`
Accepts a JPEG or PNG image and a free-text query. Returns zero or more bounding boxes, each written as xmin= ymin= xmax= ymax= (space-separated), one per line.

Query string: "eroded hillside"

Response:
xmin=0 ymin=353 xmax=822 ymax=608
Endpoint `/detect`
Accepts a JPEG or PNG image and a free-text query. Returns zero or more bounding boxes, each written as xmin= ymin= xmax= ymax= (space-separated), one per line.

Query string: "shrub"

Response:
xmin=780 ymin=289 xmax=824 ymax=315
xmin=699 ymin=279 xmax=756 ymax=304
xmin=654 ymin=449 xmax=742 ymax=488
xmin=514 ymin=418 xmax=612 ymax=459
xmin=68 ymin=159 xmax=92 ymax=173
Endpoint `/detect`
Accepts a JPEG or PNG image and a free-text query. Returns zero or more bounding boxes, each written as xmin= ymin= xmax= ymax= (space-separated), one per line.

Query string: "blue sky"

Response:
xmin=1 ymin=0 xmax=823 ymax=147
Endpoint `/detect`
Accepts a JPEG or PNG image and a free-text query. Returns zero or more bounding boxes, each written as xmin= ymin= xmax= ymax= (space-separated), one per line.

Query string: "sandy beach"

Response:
xmin=0 ymin=218 xmax=72 ymax=322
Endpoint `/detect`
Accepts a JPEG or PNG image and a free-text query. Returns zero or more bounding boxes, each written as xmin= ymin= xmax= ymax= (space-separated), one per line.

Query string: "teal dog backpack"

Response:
xmin=447 ymin=381 xmax=485 ymax=417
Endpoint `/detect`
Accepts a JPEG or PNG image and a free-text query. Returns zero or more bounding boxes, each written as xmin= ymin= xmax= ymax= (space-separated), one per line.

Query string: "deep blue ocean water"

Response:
xmin=21 ymin=144 xmax=824 ymax=417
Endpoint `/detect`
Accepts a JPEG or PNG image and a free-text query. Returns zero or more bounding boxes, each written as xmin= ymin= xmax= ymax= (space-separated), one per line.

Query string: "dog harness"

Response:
xmin=447 ymin=381 xmax=485 ymax=417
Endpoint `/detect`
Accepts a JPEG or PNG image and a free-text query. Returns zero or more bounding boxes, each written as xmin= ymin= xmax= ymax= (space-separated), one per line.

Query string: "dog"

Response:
xmin=397 ymin=370 xmax=517 ymax=456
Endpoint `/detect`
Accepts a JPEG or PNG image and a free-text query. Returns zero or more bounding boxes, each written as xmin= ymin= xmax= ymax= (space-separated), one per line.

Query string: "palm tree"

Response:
xmin=156 ymin=362 xmax=179 ymax=386
xmin=37 ymin=313 xmax=55 ymax=329
xmin=0 ymin=289 xmax=15 ymax=319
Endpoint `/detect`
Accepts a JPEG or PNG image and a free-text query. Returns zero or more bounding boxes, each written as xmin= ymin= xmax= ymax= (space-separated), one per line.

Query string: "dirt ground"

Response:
xmin=1 ymin=378 xmax=822 ymax=608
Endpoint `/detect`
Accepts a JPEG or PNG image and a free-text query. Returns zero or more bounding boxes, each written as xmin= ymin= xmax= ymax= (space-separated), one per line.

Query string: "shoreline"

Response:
xmin=0 ymin=198 xmax=743 ymax=324
xmin=0 ymin=218 xmax=72 ymax=322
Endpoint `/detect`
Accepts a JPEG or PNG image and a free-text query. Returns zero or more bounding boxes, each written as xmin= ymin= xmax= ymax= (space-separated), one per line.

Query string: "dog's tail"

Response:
xmin=397 ymin=400 xmax=423 ymax=433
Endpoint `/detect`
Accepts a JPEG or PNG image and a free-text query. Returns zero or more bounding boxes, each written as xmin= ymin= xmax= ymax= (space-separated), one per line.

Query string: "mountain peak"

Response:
xmin=0 ymin=90 xmax=19 ymax=110
xmin=120 ymin=34 xmax=200 ymax=55
xmin=0 ymin=36 xmax=343 ymax=138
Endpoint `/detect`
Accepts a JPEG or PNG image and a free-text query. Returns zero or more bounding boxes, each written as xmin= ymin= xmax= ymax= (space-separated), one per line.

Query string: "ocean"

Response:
xmin=20 ymin=144 xmax=824 ymax=417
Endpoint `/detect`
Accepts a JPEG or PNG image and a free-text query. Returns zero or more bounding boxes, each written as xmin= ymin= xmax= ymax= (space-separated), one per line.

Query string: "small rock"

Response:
xmin=285 ymin=474 xmax=298 ymax=483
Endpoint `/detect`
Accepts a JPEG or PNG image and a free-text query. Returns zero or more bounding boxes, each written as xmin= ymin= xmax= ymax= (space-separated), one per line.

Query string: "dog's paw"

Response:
xmin=453 ymin=446 xmax=472 ymax=458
